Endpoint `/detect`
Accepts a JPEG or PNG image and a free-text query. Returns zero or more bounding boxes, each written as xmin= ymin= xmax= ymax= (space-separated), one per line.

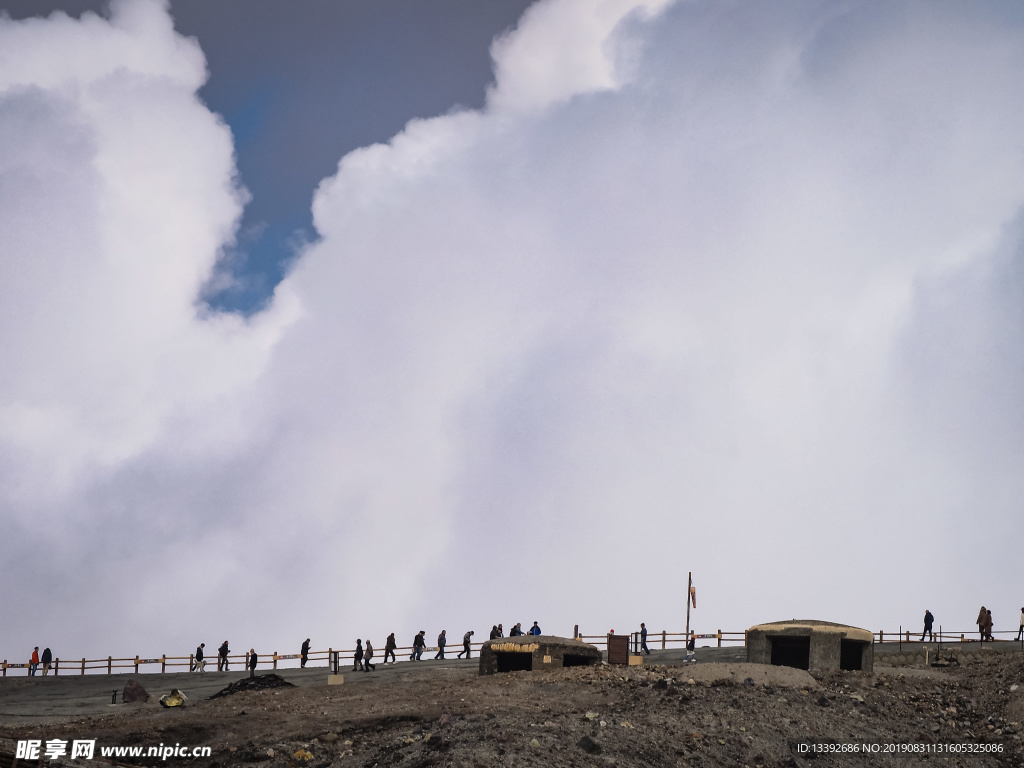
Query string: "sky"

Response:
xmin=1 ymin=0 xmax=1023 ymax=666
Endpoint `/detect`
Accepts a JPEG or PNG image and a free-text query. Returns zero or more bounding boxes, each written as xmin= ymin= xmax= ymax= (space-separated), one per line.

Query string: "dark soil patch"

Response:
xmin=209 ymin=674 xmax=295 ymax=699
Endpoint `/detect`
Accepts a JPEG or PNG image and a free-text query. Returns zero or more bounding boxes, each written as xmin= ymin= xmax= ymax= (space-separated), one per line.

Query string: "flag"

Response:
xmin=689 ymin=585 xmax=697 ymax=609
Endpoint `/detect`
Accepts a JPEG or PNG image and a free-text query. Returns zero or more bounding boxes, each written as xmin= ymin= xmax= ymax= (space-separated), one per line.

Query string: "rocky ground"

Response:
xmin=2 ymin=648 xmax=1023 ymax=767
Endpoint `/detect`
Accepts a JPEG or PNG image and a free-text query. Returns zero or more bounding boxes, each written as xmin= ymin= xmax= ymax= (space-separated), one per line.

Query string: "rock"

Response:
xmin=530 ymin=739 xmax=540 ymax=748
xmin=122 ymin=679 xmax=149 ymax=703
xmin=654 ymin=679 xmax=668 ymax=690
xmin=320 ymin=733 xmax=339 ymax=744
xmin=816 ymin=697 xmax=830 ymax=707
xmin=578 ymin=735 xmax=602 ymax=755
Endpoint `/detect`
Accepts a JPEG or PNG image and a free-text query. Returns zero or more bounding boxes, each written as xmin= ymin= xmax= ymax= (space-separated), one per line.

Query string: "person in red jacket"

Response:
xmin=29 ymin=647 xmax=39 ymax=676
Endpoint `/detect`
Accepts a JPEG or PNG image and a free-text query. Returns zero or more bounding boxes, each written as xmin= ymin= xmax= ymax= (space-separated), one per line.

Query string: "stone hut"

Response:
xmin=746 ymin=620 xmax=874 ymax=672
xmin=479 ymin=635 xmax=601 ymax=675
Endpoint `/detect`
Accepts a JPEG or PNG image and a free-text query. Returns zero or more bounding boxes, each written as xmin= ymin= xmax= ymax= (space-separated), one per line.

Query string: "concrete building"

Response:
xmin=478 ymin=635 xmax=601 ymax=675
xmin=746 ymin=620 xmax=874 ymax=672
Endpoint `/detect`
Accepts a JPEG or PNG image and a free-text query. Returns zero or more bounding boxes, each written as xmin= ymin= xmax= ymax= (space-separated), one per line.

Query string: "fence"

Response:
xmin=5 ymin=626 xmax=1022 ymax=677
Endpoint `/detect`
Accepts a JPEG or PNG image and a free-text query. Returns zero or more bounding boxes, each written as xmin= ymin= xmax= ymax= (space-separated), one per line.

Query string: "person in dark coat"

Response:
xmin=411 ymin=631 xmax=425 ymax=661
xmin=977 ymin=606 xmax=987 ymax=642
xmin=489 ymin=625 xmax=500 ymax=640
xmin=248 ymin=649 xmax=258 ymax=679
xmin=434 ymin=630 xmax=447 ymax=660
xmin=384 ymin=633 xmax=397 ymax=664
xmin=193 ymin=643 xmax=206 ymax=672
xmin=497 ymin=624 xmax=503 ymax=637
xmin=353 ymin=640 xmax=363 ymax=670
xmin=363 ymin=640 xmax=375 ymax=672
xmin=300 ymin=638 xmax=310 ymax=668
xmin=218 ymin=641 xmax=230 ymax=671
xmin=921 ymin=610 xmax=934 ymax=642
xmin=640 ymin=623 xmax=651 ymax=655
xmin=509 ymin=623 xmax=523 ymax=636
xmin=985 ymin=610 xmax=994 ymax=641
xmin=40 ymin=647 xmax=53 ymax=676
xmin=458 ymin=630 xmax=474 ymax=658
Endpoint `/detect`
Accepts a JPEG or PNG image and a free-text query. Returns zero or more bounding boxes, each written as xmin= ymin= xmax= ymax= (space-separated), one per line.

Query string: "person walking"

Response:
xmin=1017 ymin=608 xmax=1024 ymax=641
xmin=353 ymin=640 xmax=363 ymax=671
xmin=29 ymin=647 xmax=39 ymax=676
xmin=921 ymin=610 xmax=934 ymax=642
xmin=301 ymin=638 xmax=310 ymax=668
xmin=529 ymin=621 xmax=541 ymax=636
xmin=218 ymin=641 xmax=230 ymax=671
xmin=384 ymin=633 xmax=397 ymax=664
xmin=193 ymin=643 xmax=206 ymax=672
xmin=248 ymin=649 xmax=258 ymax=679
xmin=411 ymin=631 xmax=425 ymax=661
xmin=640 ymin=623 xmax=651 ymax=655
xmin=458 ymin=630 xmax=474 ymax=658
xmin=985 ymin=609 xmax=994 ymax=641
xmin=364 ymin=640 xmax=375 ymax=671
xmin=434 ymin=630 xmax=447 ymax=660
xmin=685 ymin=635 xmax=696 ymax=663
xmin=40 ymin=647 xmax=53 ymax=676
xmin=977 ymin=606 xmax=987 ymax=643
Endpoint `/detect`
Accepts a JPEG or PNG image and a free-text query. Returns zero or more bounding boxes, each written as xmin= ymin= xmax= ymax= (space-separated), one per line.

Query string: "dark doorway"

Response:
xmin=494 ymin=652 xmax=532 ymax=673
xmin=769 ymin=636 xmax=810 ymax=670
xmin=840 ymin=640 xmax=865 ymax=671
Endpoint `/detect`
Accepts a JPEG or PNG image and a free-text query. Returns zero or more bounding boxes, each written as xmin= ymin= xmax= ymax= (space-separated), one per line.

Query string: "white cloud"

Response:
xmin=3 ymin=0 xmax=1024 ymax=659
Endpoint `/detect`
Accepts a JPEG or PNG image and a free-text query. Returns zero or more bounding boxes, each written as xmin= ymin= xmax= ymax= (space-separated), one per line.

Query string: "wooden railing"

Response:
xmin=6 ymin=626 xmax=1020 ymax=676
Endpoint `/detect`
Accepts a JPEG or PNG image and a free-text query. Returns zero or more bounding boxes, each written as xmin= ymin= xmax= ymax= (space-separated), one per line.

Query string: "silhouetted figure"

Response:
xmin=193 ymin=643 xmax=206 ymax=672
xmin=921 ymin=610 xmax=934 ymax=642
xmin=219 ymin=641 xmax=230 ymax=671
xmin=977 ymin=606 xmax=987 ymax=643
xmin=40 ymin=648 xmax=53 ymax=676
xmin=434 ymin=630 xmax=447 ymax=659
xmin=411 ymin=631 xmax=425 ymax=661
xmin=384 ymin=633 xmax=397 ymax=663
xmin=363 ymin=640 xmax=375 ymax=671
xmin=640 ymin=623 xmax=651 ymax=655
xmin=301 ymin=638 xmax=310 ymax=668
xmin=353 ymin=640 xmax=363 ymax=670
xmin=458 ymin=631 xmax=474 ymax=658
xmin=248 ymin=649 xmax=258 ymax=679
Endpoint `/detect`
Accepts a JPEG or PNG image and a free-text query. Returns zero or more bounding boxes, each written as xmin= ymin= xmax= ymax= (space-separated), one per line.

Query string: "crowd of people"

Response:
xmin=23 ymin=609 xmax=1024 ymax=678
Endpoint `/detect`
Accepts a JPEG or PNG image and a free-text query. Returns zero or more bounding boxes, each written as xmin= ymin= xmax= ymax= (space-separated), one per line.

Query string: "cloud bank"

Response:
xmin=2 ymin=0 xmax=1023 ymax=659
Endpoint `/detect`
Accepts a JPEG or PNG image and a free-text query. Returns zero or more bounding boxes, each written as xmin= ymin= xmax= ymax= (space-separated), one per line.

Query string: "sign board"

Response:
xmin=138 ymin=659 xmax=161 ymax=664
xmin=693 ymin=634 xmax=718 ymax=640
xmin=276 ymin=654 xmax=299 ymax=660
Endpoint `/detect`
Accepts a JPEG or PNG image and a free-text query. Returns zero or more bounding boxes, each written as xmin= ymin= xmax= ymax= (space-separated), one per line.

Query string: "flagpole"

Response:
xmin=685 ymin=571 xmax=691 ymax=646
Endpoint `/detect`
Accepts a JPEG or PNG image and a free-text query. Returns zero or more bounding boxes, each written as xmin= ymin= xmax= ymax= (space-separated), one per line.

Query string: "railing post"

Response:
xmin=662 ymin=630 xmax=666 ymax=650
xmin=83 ymin=658 xmax=87 ymax=676
xmin=2 ymin=660 xmax=6 ymax=677
xmin=717 ymin=630 xmax=722 ymax=648
xmin=273 ymin=652 xmax=278 ymax=670
xmin=573 ymin=625 xmax=579 ymax=639
xmin=54 ymin=658 xmax=59 ymax=676
xmin=108 ymin=656 xmax=112 ymax=674
xmin=879 ymin=630 xmax=884 ymax=644
xmin=189 ymin=653 xmax=194 ymax=672
xmin=161 ymin=655 xmax=166 ymax=673
xmin=134 ymin=656 xmax=140 ymax=674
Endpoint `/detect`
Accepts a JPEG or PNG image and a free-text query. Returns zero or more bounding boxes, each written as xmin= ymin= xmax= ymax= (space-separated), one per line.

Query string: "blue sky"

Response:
xmin=2 ymin=0 xmax=533 ymax=311
xmin=2 ymin=0 xmax=1024 ymax=663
